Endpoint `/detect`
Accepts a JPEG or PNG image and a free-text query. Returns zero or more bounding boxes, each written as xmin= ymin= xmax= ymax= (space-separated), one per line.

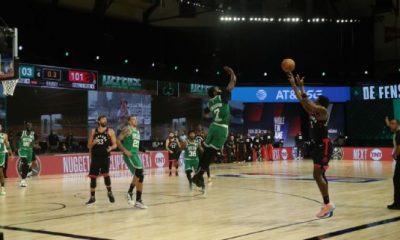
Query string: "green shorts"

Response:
xmin=18 ymin=148 xmax=33 ymax=163
xmin=123 ymin=153 xmax=143 ymax=174
xmin=0 ymin=153 xmax=5 ymax=167
xmin=184 ymin=159 xmax=199 ymax=171
xmin=204 ymin=123 xmax=229 ymax=150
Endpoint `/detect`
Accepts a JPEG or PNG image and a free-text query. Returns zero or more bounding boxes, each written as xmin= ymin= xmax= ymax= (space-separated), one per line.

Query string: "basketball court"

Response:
xmin=1 ymin=160 xmax=398 ymax=240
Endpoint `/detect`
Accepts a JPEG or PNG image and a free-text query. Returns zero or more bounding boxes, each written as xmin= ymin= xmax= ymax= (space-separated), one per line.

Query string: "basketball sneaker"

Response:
xmin=387 ymin=203 xmax=400 ymax=210
xmin=19 ymin=180 xmax=27 ymax=188
xmin=134 ymin=200 xmax=148 ymax=209
xmin=192 ymin=174 xmax=205 ymax=188
xmin=316 ymin=203 xmax=336 ymax=218
xmin=200 ymin=186 xmax=207 ymax=196
xmin=0 ymin=187 xmax=5 ymax=196
xmin=27 ymin=171 xmax=33 ymax=178
xmin=107 ymin=192 xmax=115 ymax=203
xmin=86 ymin=197 xmax=96 ymax=205
xmin=127 ymin=192 xmax=135 ymax=205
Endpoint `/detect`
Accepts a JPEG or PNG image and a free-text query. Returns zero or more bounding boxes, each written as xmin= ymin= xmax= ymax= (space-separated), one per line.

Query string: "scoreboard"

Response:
xmin=19 ymin=64 xmax=97 ymax=90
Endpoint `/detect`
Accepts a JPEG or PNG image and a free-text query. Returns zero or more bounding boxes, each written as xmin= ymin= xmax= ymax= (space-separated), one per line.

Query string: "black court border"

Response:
xmin=305 ymin=216 xmax=400 ymax=240
xmin=0 ymin=225 xmax=112 ymax=240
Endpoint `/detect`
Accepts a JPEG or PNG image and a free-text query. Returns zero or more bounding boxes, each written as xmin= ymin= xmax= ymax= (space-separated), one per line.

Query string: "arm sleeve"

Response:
xmin=221 ymin=89 xmax=231 ymax=103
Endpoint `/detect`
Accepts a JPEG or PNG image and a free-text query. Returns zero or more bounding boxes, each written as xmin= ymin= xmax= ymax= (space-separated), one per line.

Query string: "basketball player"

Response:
xmin=192 ymin=66 xmax=237 ymax=189
xmin=195 ymin=128 xmax=212 ymax=182
xmin=245 ymin=134 xmax=253 ymax=162
xmin=18 ymin=122 xmax=37 ymax=187
xmin=117 ymin=115 xmax=148 ymax=209
xmin=166 ymin=132 xmax=181 ymax=176
xmin=385 ymin=117 xmax=400 ymax=210
xmin=182 ymin=130 xmax=203 ymax=190
xmin=288 ymin=73 xmax=335 ymax=218
xmin=0 ymin=124 xmax=12 ymax=195
xmin=86 ymin=115 xmax=117 ymax=205
xmin=236 ymin=134 xmax=246 ymax=163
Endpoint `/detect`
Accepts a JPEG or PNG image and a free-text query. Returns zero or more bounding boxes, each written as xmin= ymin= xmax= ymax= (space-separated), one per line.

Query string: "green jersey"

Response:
xmin=207 ymin=91 xmax=231 ymax=126
xmin=19 ymin=130 xmax=35 ymax=149
xmin=184 ymin=141 xmax=199 ymax=161
xmin=123 ymin=126 xmax=140 ymax=153
xmin=0 ymin=133 xmax=6 ymax=153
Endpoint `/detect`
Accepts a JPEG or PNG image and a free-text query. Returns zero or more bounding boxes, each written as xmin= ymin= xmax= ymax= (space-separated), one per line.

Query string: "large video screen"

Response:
xmin=88 ymin=91 xmax=151 ymax=140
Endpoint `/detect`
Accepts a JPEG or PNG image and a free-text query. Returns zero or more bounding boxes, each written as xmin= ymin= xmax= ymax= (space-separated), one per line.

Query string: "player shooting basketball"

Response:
xmin=192 ymin=66 xmax=237 ymax=193
xmin=287 ymin=72 xmax=335 ymax=218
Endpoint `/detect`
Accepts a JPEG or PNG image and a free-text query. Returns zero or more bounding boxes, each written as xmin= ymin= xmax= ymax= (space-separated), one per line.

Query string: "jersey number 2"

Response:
xmin=213 ymin=108 xmax=222 ymax=122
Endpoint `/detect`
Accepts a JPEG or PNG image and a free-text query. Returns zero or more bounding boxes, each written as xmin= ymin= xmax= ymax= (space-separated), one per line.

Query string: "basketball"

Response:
xmin=281 ymin=58 xmax=296 ymax=73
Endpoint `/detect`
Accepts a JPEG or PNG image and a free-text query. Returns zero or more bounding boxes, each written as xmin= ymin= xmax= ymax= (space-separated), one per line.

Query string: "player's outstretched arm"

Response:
xmin=287 ymin=72 xmax=303 ymax=100
xmin=224 ymin=66 xmax=237 ymax=92
xmin=385 ymin=116 xmax=391 ymax=127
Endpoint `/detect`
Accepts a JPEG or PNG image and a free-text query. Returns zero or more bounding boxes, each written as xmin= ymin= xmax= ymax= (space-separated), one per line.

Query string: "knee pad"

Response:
xmin=90 ymin=178 xmax=97 ymax=188
xmin=135 ymin=169 xmax=144 ymax=183
xmin=104 ymin=176 xmax=111 ymax=186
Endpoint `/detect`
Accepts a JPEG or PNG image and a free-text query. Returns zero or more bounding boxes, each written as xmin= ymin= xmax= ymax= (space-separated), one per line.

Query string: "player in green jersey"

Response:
xmin=117 ymin=115 xmax=148 ymax=209
xmin=182 ymin=130 xmax=203 ymax=190
xmin=192 ymin=66 xmax=237 ymax=190
xmin=18 ymin=122 xmax=37 ymax=187
xmin=0 ymin=124 xmax=12 ymax=196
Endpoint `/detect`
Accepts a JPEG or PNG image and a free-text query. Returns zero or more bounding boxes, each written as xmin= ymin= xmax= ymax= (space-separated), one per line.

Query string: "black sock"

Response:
xmin=186 ymin=171 xmax=192 ymax=183
xmin=106 ymin=186 xmax=112 ymax=193
xmin=136 ymin=191 xmax=142 ymax=201
xmin=90 ymin=191 xmax=95 ymax=198
xmin=323 ymin=195 xmax=330 ymax=204
xmin=128 ymin=183 xmax=135 ymax=194
xmin=1 ymin=182 xmax=4 ymax=187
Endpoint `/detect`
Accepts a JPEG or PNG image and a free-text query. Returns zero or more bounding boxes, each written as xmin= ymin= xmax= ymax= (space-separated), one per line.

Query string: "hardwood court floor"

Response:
xmin=1 ymin=160 xmax=400 ymax=240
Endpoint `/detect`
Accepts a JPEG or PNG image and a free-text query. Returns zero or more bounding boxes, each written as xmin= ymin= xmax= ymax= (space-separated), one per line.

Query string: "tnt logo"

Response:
xmin=155 ymin=152 xmax=165 ymax=168
xmin=370 ymin=149 xmax=382 ymax=161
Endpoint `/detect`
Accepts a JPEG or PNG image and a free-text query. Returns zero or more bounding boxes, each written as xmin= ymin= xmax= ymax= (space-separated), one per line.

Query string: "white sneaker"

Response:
xmin=134 ymin=201 xmax=148 ymax=209
xmin=27 ymin=171 xmax=33 ymax=178
xmin=20 ymin=180 xmax=27 ymax=188
xmin=127 ymin=193 xmax=135 ymax=205
xmin=0 ymin=187 xmax=5 ymax=196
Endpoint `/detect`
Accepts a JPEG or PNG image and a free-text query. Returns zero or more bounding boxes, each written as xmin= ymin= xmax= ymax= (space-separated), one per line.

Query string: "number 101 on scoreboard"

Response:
xmin=68 ymin=70 xmax=96 ymax=83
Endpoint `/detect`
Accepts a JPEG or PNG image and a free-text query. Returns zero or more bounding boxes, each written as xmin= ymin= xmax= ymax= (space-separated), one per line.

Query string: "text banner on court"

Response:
xmin=231 ymin=87 xmax=350 ymax=103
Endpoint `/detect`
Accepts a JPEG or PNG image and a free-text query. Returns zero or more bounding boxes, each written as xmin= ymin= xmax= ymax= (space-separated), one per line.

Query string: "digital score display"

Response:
xmin=19 ymin=64 xmax=97 ymax=90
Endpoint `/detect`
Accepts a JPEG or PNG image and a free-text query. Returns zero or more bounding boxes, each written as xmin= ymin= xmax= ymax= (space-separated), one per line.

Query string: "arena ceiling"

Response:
xmin=32 ymin=0 xmax=381 ymax=27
